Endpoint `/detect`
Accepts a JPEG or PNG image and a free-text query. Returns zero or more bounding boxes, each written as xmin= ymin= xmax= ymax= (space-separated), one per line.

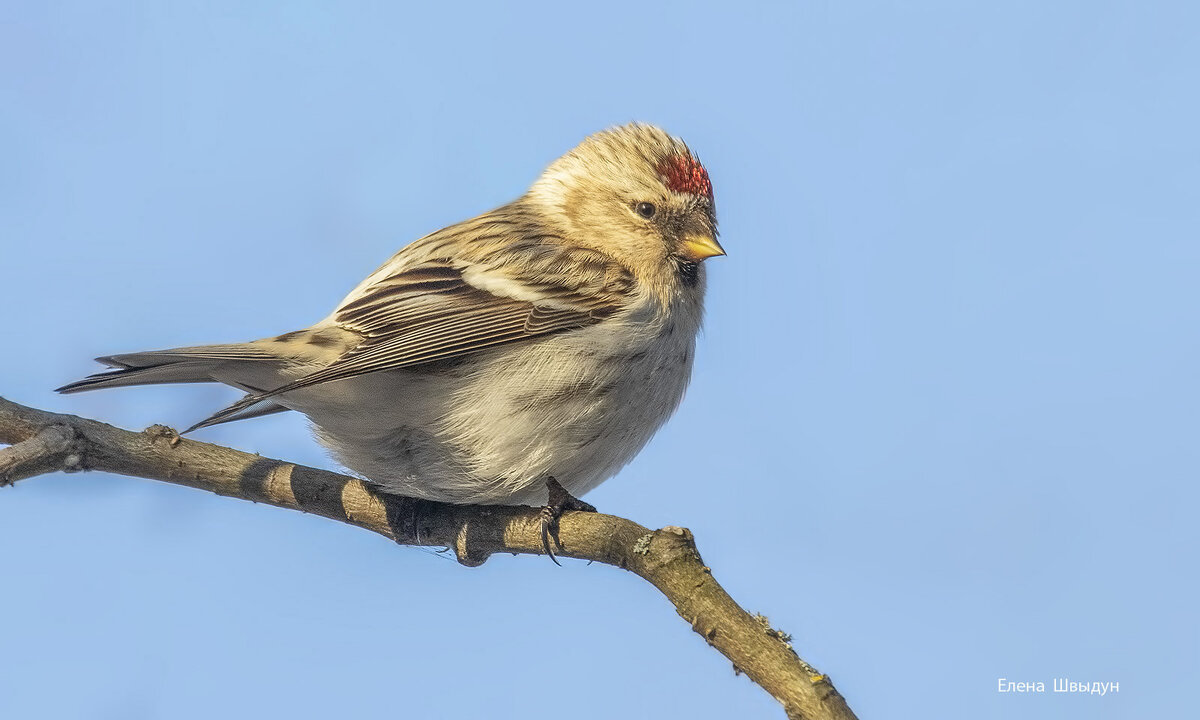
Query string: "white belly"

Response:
xmin=291 ymin=297 xmax=700 ymax=504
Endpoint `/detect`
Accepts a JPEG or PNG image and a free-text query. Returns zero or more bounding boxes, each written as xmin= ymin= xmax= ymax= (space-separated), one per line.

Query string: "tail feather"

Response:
xmin=57 ymin=360 xmax=222 ymax=393
xmin=57 ymin=343 xmax=280 ymax=394
xmin=97 ymin=344 xmax=277 ymax=367
xmin=183 ymin=394 xmax=289 ymax=433
xmin=183 ymin=395 xmax=291 ymax=433
xmin=57 ymin=343 xmax=295 ymax=429
xmin=57 ymin=340 xmax=325 ymax=431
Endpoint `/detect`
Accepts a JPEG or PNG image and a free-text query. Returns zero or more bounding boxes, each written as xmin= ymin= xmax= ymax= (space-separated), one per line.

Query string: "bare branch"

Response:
xmin=0 ymin=425 xmax=80 ymax=484
xmin=0 ymin=395 xmax=856 ymax=720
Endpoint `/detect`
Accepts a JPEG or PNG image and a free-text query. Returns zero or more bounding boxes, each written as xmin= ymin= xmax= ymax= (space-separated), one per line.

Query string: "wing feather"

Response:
xmin=216 ymin=240 xmax=635 ymax=410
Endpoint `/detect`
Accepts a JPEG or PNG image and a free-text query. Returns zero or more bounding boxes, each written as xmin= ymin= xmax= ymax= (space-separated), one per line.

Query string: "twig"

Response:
xmin=0 ymin=395 xmax=856 ymax=720
xmin=0 ymin=425 xmax=81 ymax=484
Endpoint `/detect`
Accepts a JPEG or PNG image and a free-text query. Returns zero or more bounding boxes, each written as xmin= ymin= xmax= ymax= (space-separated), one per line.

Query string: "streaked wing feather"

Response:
xmin=234 ymin=248 xmax=630 ymax=403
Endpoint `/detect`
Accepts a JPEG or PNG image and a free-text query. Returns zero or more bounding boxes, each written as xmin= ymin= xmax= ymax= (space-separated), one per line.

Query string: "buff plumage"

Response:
xmin=59 ymin=124 xmax=723 ymax=504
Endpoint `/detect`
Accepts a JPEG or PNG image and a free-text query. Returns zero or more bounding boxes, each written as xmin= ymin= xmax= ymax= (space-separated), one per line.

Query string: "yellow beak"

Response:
xmin=677 ymin=233 xmax=726 ymax=262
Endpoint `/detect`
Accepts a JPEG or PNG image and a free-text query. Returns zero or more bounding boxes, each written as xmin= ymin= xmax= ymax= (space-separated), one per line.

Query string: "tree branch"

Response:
xmin=0 ymin=395 xmax=856 ymax=720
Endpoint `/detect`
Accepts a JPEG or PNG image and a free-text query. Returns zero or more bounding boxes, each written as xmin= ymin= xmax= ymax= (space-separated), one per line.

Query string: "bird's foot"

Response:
xmin=540 ymin=476 xmax=597 ymax=566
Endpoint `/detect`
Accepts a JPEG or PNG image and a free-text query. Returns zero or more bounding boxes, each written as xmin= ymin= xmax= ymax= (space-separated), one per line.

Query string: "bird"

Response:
xmin=58 ymin=123 xmax=724 ymax=557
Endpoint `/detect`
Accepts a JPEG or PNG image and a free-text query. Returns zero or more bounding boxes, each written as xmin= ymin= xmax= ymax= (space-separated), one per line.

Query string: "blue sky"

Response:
xmin=2 ymin=2 xmax=1196 ymax=718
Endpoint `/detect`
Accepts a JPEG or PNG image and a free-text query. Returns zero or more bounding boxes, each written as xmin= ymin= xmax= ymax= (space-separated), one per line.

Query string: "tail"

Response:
xmin=56 ymin=344 xmax=291 ymax=430
xmin=56 ymin=345 xmax=279 ymax=394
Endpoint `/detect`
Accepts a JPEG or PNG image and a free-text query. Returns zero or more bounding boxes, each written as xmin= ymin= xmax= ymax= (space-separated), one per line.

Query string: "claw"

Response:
xmin=539 ymin=476 xmax=597 ymax=565
xmin=540 ymin=507 xmax=561 ymax=566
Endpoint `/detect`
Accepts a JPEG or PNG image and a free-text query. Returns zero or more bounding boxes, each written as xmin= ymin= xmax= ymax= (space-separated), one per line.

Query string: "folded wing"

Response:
xmin=187 ymin=246 xmax=634 ymax=431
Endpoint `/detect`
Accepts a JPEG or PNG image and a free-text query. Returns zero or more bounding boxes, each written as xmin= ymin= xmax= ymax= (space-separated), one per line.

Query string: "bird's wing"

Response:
xmin=186 ymin=246 xmax=634 ymax=431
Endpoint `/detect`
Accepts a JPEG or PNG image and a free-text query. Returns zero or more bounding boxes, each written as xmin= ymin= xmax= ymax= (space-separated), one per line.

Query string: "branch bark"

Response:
xmin=0 ymin=395 xmax=856 ymax=720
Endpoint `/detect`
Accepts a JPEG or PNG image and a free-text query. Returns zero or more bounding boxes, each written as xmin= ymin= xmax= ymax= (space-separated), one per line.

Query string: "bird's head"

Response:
xmin=528 ymin=123 xmax=723 ymax=289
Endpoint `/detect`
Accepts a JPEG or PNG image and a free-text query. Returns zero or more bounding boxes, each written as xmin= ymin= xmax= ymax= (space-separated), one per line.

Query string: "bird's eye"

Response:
xmin=635 ymin=202 xmax=657 ymax=219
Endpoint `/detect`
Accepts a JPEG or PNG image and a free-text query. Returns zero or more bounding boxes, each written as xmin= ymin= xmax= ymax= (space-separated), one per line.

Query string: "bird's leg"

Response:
xmin=540 ymin=476 xmax=597 ymax=565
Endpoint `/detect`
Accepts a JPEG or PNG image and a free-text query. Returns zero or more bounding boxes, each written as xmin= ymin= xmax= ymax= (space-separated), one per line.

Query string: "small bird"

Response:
xmin=59 ymin=123 xmax=723 ymax=554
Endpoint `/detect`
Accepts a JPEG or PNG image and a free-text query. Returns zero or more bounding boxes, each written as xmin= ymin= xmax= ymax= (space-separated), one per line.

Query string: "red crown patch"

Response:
xmin=657 ymin=155 xmax=713 ymax=200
